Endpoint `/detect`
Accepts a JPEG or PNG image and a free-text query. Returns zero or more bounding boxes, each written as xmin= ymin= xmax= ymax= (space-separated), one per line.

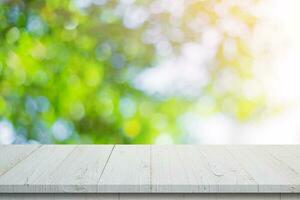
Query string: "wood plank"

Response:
xmin=281 ymin=194 xmax=300 ymax=200
xmin=98 ymin=145 xmax=150 ymax=192
xmin=120 ymin=194 xmax=281 ymax=200
xmin=196 ymin=146 xmax=257 ymax=192
xmin=0 ymin=194 xmax=117 ymax=200
xmin=0 ymin=145 xmax=40 ymax=176
xmin=121 ymin=194 xmax=213 ymax=200
xmin=151 ymin=145 xmax=257 ymax=193
xmin=0 ymin=194 xmax=283 ymax=200
xmin=216 ymin=194 xmax=280 ymax=200
xmin=0 ymin=145 xmax=300 ymax=194
xmin=263 ymin=145 xmax=300 ymax=174
xmin=36 ymin=145 xmax=114 ymax=193
xmin=0 ymin=145 xmax=75 ymax=193
xmin=226 ymin=146 xmax=300 ymax=192
xmin=151 ymin=145 xmax=203 ymax=192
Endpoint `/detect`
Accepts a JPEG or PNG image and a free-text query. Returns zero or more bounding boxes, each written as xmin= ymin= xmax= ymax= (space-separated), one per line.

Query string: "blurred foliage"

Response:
xmin=0 ymin=0 xmax=268 ymax=144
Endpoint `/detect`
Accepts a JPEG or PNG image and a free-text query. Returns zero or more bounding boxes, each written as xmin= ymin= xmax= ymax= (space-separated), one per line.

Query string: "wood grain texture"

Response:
xmin=0 ymin=194 xmax=285 ymax=200
xmin=98 ymin=145 xmax=150 ymax=192
xmin=1 ymin=145 xmax=300 ymax=194
xmin=0 ymin=145 xmax=40 ymax=176
xmin=121 ymin=194 xmax=281 ymax=200
xmin=281 ymin=194 xmax=300 ymax=200
xmin=0 ymin=194 xmax=117 ymax=199
xmin=0 ymin=145 xmax=75 ymax=193
xmin=36 ymin=145 xmax=114 ymax=193
xmin=151 ymin=145 xmax=257 ymax=193
xmin=226 ymin=146 xmax=300 ymax=192
xmin=0 ymin=145 xmax=114 ymax=193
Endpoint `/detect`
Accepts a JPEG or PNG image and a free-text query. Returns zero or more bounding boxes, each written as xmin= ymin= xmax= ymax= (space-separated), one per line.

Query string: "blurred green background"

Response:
xmin=0 ymin=0 xmax=280 ymax=144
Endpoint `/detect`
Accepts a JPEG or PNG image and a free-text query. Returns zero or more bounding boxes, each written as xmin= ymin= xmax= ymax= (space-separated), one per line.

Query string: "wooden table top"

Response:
xmin=0 ymin=145 xmax=300 ymax=193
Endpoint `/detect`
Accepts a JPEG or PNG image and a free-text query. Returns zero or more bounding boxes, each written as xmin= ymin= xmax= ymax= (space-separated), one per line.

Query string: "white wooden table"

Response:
xmin=1 ymin=145 xmax=300 ymax=199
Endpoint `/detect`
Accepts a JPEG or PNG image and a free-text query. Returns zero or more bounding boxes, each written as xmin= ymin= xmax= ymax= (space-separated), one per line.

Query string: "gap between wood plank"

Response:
xmin=266 ymin=148 xmax=299 ymax=175
xmin=32 ymin=145 xmax=77 ymax=184
xmin=0 ymin=145 xmax=42 ymax=178
xmin=98 ymin=145 xmax=116 ymax=185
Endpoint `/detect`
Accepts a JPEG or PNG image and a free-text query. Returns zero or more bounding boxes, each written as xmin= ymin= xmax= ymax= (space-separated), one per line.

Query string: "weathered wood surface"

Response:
xmin=98 ymin=145 xmax=150 ymax=192
xmin=0 ymin=194 xmax=299 ymax=200
xmin=0 ymin=145 xmax=40 ymax=176
xmin=1 ymin=145 xmax=300 ymax=193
